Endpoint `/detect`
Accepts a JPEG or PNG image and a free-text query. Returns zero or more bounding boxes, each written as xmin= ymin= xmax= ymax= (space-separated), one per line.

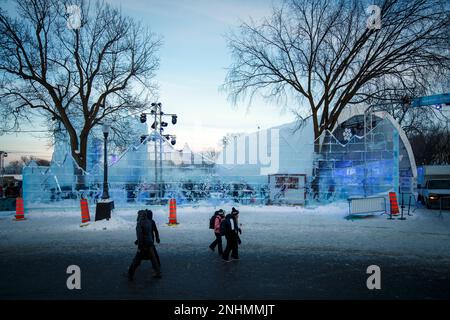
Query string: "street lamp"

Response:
xmin=95 ymin=123 xmax=114 ymax=221
xmin=0 ymin=151 xmax=7 ymax=188
xmin=102 ymin=123 xmax=110 ymax=199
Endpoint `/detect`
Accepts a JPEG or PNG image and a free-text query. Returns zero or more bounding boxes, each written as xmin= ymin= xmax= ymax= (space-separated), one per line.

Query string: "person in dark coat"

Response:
xmin=232 ymin=207 xmax=242 ymax=245
xmin=209 ymin=209 xmax=225 ymax=255
xmin=222 ymin=207 xmax=241 ymax=262
xmin=127 ymin=210 xmax=161 ymax=280
xmin=146 ymin=209 xmax=161 ymax=267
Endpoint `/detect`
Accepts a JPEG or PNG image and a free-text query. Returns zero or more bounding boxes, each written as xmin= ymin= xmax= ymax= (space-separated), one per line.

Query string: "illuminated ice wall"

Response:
xmin=311 ymin=114 xmax=415 ymax=202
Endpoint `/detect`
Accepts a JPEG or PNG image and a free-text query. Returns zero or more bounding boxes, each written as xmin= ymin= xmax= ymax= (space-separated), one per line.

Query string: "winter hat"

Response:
xmin=218 ymin=209 xmax=225 ymax=216
xmin=231 ymin=207 xmax=239 ymax=215
xmin=137 ymin=210 xmax=148 ymax=221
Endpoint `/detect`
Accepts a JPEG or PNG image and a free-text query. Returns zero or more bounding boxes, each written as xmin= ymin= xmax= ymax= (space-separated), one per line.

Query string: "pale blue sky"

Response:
xmin=0 ymin=0 xmax=297 ymax=164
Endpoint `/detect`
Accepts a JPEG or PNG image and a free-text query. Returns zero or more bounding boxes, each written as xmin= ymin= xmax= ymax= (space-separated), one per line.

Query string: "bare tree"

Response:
xmin=0 ymin=0 xmax=161 ymax=183
xmin=203 ymin=148 xmax=219 ymax=162
xmin=4 ymin=156 xmax=51 ymax=174
xmin=223 ymin=0 xmax=450 ymax=148
xmin=409 ymin=124 xmax=450 ymax=165
xmin=367 ymin=74 xmax=450 ymax=137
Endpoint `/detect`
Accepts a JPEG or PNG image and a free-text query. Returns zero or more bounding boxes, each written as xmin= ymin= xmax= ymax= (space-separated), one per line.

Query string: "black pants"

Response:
xmin=209 ymin=232 xmax=223 ymax=255
xmin=128 ymin=245 xmax=161 ymax=277
xmin=222 ymin=233 xmax=239 ymax=260
xmin=154 ymin=246 xmax=161 ymax=267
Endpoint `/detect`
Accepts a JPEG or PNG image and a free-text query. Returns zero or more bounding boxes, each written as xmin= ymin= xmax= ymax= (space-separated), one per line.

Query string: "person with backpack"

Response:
xmin=127 ymin=209 xmax=161 ymax=281
xmin=222 ymin=207 xmax=241 ymax=262
xmin=209 ymin=209 xmax=225 ymax=255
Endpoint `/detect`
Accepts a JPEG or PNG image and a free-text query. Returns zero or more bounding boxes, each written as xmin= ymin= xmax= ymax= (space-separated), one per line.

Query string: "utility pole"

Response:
xmin=153 ymin=106 xmax=158 ymax=200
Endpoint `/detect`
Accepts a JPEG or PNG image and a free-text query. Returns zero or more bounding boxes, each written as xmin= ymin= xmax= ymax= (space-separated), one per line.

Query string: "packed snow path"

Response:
xmin=1 ymin=203 xmax=449 ymax=299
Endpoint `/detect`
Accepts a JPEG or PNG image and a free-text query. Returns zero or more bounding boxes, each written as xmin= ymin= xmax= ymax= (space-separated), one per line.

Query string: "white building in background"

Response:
xmin=215 ymin=120 xmax=315 ymax=179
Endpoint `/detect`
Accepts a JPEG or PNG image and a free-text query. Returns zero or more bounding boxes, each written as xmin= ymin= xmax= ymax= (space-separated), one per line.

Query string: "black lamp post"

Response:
xmin=102 ymin=123 xmax=110 ymax=199
xmin=0 ymin=151 xmax=7 ymax=188
xmin=95 ymin=122 xmax=114 ymax=221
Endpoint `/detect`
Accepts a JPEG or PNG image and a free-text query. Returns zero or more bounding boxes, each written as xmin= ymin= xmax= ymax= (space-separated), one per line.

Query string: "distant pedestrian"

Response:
xmin=127 ymin=209 xmax=161 ymax=281
xmin=209 ymin=209 xmax=225 ymax=255
xmin=222 ymin=207 xmax=241 ymax=262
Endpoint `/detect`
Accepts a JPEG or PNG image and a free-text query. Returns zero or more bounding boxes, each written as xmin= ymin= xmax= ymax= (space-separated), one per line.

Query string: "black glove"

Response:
xmin=134 ymin=240 xmax=138 ymax=245
xmin=156 ymin=238 xmax=160 ymax=244
xmin=238 ymin=236 xmax=242 ymax=245
xmin=238 ymin=228 xmax=242 ymax=235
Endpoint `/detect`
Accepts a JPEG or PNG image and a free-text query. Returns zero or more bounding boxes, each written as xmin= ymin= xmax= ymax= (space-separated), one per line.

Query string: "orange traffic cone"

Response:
xmin=80 ymin=198 xmax=90 ymax=227
xmin=14 ymin=197 xmax=26 ymax=221
xmin=389 ymin=192 xmax=400 ymax=216
xmin=167 ymin=198 xmax=178 ymax=226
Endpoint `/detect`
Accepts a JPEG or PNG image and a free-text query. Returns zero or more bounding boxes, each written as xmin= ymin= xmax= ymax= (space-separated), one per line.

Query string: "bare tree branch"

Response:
xmin=0 ymin=0 xmax=161 ymax=175
xmin=222 ymin=0 xmax=450 ymax=143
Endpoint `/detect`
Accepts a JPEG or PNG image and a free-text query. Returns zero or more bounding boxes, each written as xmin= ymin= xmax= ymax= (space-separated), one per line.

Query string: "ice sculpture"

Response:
xmin=310 ymin=112 xmax=416 ymax=202
xmin=21 ymin=112 xmax=415 ymax=208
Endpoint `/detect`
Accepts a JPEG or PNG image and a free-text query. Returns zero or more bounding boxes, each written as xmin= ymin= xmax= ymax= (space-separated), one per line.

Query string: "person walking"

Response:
xmin=231 ymin=207 xmax=242 ymax=245
xmin=222 ymin=207 xmax=241 ymax=262
xmin=147 ymin=209 xmax=161 ymax=267
xmin=209 ymin=209 xmax=225 ymax=256
xmin=127 ymin=209 xmax=161 ymax=281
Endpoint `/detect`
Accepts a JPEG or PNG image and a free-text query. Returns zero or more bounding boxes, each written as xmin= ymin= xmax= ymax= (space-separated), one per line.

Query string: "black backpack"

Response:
xmin=220 ymin=219 xmax=229 ymax=236
xmin=209 ymin=214 xmax=216 ymax=229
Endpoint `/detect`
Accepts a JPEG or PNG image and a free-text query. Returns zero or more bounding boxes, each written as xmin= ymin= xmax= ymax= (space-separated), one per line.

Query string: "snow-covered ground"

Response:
xmin=1 ymin=202 xmax=450 ymax=261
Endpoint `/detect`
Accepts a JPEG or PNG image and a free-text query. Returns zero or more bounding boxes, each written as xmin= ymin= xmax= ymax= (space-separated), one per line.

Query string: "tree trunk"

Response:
xmin=73 ymin=133 xmax=88 ymax=191
xmin=310 ymin=112 xmax=322 ymax=200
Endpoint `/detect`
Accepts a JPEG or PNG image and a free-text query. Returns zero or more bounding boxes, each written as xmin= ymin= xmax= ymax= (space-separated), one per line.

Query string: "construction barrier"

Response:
xmin=168 ymin=198 xmax=178 ymax=226
xmin=80 ymin=198 xmax=90 ymax=226
xmin=14 ymin=197 xmax=25 ymax=221
xmin=389 ymin=192 xmax=399 ymax=216
xmin=347 ymin=196 xmax=387 ymax=216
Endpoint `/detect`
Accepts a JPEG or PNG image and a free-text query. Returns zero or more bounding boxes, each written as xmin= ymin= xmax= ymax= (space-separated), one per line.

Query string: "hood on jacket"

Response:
xmin=146 ymin=209 xmax=153 ymax=220
xmin=137 ymin=210 xmax=149 ymax=222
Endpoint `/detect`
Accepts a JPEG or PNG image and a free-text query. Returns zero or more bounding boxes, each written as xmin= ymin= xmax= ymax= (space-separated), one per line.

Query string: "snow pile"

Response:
xmin=0 ymin=202 xmax=449 ymax=260
xmin=80 ymin=216 xmax=134 ymax=231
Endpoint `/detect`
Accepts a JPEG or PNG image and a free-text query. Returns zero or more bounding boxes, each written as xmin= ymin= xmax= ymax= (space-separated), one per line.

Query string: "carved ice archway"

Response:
xmin=334 ymin=110 xmax=417 ymax=178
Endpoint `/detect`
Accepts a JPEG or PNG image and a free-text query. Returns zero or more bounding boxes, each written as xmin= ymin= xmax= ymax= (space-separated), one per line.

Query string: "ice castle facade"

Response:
xmin=311 ymin=111 xmax=417 ymax=202
xmin=22 ymin=111 xmax=417 ymax=208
